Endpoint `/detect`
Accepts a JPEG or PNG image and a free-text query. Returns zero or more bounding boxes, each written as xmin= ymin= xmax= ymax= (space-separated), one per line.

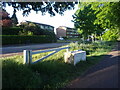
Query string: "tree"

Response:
xmin=102 ymin=29 xmax=119 ymax=41
xmin=73 ymin=2 xmax=120 ymax=41
xmin=19 ymin=22 xmax=38 ymax=35
xmin=86 ymin=2 xmax=120 ymax=29
xmin=88 ymin=2 xmax=120 ymax=41
xmin=72 ymin=4 xmax=105 ymax=40
xmin=2 ymin=1 xmax=78 ymax=16
xmin=0 ymin=9 xmax=12 ymax=27
xmin=11 ymin=9 xmax=18 ymax=26
xmin=19 ymin=21 xmax=55 ymax=36
xmin=110 ymin=2 xmax=120 ymax=29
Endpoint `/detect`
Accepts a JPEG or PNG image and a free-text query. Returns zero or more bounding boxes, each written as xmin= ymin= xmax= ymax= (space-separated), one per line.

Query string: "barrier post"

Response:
xmin=66 ymin=47 xmax=69 ymax=52
xmin=23 ymin=50 xmax=29 ymax=64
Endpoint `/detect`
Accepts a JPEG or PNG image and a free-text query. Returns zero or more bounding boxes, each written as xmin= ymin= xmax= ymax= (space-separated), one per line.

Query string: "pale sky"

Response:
xmin=5 ymin=4 xmax=78 ymax=29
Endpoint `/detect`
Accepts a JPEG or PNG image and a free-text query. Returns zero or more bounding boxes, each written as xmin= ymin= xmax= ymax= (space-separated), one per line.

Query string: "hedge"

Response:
xmin=2 ymin=35 xmax=57 ymax=45
xmin=2 ymin=27 xmax=22 ymax=35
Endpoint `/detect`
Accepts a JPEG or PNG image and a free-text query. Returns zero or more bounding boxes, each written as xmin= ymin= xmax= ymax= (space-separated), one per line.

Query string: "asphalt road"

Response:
xmin=66 ymin=42 xmax=120 ymax=88
xmin=0 ymin=43 xmax=69 ymax=57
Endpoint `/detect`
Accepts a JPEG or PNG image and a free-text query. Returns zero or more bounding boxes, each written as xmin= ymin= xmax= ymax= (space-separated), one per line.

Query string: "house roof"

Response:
xmin=25 ymin=20 xmax=54 ymax=28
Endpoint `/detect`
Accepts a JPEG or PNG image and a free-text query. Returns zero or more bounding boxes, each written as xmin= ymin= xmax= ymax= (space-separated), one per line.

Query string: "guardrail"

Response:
xmin=23 ymin=47 xmax=70 ymax=64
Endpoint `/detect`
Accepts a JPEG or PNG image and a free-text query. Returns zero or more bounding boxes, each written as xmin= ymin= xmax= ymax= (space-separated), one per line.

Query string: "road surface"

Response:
xmin=66 ymin=42 xmax=119 ymax=88
xmin=0 ymin=43 xmax=69 ymax=57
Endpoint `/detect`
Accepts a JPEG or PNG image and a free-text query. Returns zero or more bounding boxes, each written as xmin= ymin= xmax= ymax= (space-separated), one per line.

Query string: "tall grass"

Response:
xmin=1 ymin=41 xmax=115 ymax=88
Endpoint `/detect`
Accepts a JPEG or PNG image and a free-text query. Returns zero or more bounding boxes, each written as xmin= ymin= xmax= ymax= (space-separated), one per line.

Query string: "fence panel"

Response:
xmin=23 ymin=47 xmax=70 ymax=64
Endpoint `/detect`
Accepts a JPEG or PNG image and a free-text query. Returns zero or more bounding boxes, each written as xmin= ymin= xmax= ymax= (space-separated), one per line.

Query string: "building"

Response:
xmin=56 ymin=26 xmax=79 ymax=38
xmin=26 ymin=21 xmax=54 ymax=32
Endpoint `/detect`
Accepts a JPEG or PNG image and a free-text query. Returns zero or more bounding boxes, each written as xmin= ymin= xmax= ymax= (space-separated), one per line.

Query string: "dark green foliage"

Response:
xmin=73 ymin=2 xmax=120 ymax=41
xmin=2 ymin=27 xmax=22 ymax=35
xmin=2 ymin=60 xmax=42 ymax=88
xmin=91 ymin=2 xmax=120 ymax=30
xmin=11 ymin=10 xmax=18 ymax=26
xmin=62 ymin=36 xmax=68 ymax=40
xmin=2 ymin=55 xmax=103 ymax=88
xmin=72 ymin=4 xmax=105 ymax=39
xmin=90 ymin=2 xmax=120 ymax=41
xmin=110 ymin=2 xmax=120 ymax=29
xmin=2 ymin=2 xmax=78 ymax=16
xmin=2 ymin=22 xmax=56 ymax=36
xmin=19 ymin=22 xmax=56 ymax=36
xmin=2 ymin=35 xmax=57 ymax=45
xmin=2 ymin=23 xmax=57 ymax=45
xmin=20 ymin=23 xmax=43 ymax=35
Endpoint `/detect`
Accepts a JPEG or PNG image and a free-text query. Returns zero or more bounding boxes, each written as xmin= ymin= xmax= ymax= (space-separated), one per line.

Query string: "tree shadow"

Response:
xmin=82 ymin=54 xmax=119 ymax=77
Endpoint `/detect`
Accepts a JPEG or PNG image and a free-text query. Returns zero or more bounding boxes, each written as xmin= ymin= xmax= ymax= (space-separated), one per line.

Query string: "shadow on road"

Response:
xmin=83 ymin=54 xmax=119 ymax=76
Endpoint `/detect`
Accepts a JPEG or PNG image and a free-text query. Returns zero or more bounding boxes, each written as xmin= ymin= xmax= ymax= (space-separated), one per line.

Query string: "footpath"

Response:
xmin=66 ymin=42 xmax=120 ymax=88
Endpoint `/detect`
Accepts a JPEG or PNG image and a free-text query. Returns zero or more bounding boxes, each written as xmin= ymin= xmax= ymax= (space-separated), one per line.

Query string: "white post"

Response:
xmin=66 ymin=48 xmax=69 ymax=52
xmin=23 ymin=50 xmax=29 ymax=64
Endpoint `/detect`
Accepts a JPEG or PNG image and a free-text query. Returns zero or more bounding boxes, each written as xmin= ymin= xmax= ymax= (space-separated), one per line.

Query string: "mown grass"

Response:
xmin=57 ymin=37 xmax=81 ymax=43
xmin=1 ymin=41 xmax=116 ymax=88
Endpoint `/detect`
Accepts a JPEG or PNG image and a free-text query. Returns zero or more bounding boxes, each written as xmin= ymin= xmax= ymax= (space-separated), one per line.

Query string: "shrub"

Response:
xmin=2 ymin=19 xmax=13 ymax=27
xmin=2 ymin=35 xmax=57 ymax=45
xmin=19 ymin=22 xmax=56 ymax=36
xmin=62 ymin=37 xmax=68 ymax=40
xmin=2 ymin=60 xmax=42 ymax=88
xmin=102 ymin=29 xmax=119 ymax=41
xmin=2 ymin=27 xmax=22 ymax=35
xmin=18 ymin=30 xmax=33 ymax=36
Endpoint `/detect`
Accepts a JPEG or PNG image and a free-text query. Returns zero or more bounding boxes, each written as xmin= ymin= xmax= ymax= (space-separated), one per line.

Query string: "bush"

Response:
xmin=2 ymin=27 xmax=22 ymax=35
xmin=2 ymin=35 xmax=57 ymax=45
xmin=18 ymin=30 xmax=33 ymax=36
xmin=2 ymin=60 xmax=42 ymax=88
xmin=102 ymin=29 xmax=119 ymax=41
xmin=19 ymin=22 xmax=56 ymax=36
xmin=2 ymin=25 xmax=56 ymax=36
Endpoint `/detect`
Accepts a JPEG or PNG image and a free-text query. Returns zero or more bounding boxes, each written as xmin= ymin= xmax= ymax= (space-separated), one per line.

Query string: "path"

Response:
xmin=0 ymin=43 xmax=69 ymax=57
xmin=66 ymin=42 xmax=119 ymax=88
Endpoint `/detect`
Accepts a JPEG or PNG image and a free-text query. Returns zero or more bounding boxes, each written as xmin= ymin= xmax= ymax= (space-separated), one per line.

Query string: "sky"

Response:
xmin=5 ymin=4 xmax=78 ymax=29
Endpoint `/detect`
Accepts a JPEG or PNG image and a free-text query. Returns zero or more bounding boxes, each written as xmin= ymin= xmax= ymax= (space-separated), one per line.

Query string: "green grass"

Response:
xmin=1 ymin=41 xmax=116 ymax=88
xmin=57 ymin=37 xmax=81 ymax=43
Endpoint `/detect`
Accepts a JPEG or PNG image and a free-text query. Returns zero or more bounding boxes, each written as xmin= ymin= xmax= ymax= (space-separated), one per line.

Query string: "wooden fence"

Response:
xmin=23 ymin=47 xmax=70 ymax=64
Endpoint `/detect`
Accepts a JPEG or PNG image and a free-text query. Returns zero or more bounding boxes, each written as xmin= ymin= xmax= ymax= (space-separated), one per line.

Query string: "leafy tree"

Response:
xmin=110 ymin=2 xmax=120 ymax=29
xmin=90 ymin=2 xmax=120 ymax=30
xmin=19 ymin=21 xmax=29 ymax=28
xmin=90 ymin=2 xmax=120 ymax=41
xmin=72 ymin=4 xmax=105 ymax=40
xmin=19 ymin=22 xmax=40 ymax=35
xmin=2 ymin=19 xmax=12 ymax=27
xmin=0 ymin=9 xmax=12 ymax=27
xmin=19 ymin=21 xmax=56 ymax=36
xmin=102 ymin=29 xmax=119 ymax=41
xmin=11 ymin=9 xmax=18 ymax=26
xmin=73 ymin=2 xmax=120 ymax=41
xmin=0 ymin=9 xmax=10 ymax=19
xmin=2 ymin=1 xmax=78 ymax=16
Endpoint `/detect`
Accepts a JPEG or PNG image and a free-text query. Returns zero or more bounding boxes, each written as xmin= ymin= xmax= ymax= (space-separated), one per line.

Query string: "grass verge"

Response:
xmin=1 ymin=41 xmax=116 ymax=88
